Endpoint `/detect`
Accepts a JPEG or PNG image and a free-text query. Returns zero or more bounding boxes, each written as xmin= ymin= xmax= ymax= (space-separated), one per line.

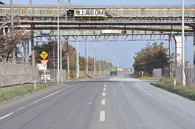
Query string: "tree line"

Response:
xmin=133 ymin=42 xmax=169 ymax=75
xmin=34 ymin=41 xmax=111 ymax=71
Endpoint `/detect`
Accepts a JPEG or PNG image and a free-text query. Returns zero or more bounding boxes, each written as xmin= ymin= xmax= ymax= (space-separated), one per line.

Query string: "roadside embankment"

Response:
xmin=0 ymin=83 xmax=55 ymax=102
xmin=150 ymin=81 xmax=195 ymax=101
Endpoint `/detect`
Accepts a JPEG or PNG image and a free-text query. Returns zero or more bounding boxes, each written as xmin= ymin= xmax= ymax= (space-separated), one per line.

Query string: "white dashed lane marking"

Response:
xmin=101 ymin=99 xmax=106 ymax=105
xmin=102 ymin=92 xmax=106 ymax=96
xmin=100 ymin=111 xmax=105 ymax=121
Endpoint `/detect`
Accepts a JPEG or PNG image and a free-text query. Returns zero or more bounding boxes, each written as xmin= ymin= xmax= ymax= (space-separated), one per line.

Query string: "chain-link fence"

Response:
xmin=0 ymin=63 xmax=39 ymax=86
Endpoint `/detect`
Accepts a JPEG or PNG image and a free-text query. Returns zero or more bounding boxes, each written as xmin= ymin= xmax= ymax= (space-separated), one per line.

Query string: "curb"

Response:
xmin=150 ymin=83 xmax=195 ymax=101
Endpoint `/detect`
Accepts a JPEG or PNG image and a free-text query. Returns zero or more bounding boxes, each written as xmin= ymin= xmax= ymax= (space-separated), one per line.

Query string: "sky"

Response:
xmin=2 ymin=0 xmax=195 ymax=68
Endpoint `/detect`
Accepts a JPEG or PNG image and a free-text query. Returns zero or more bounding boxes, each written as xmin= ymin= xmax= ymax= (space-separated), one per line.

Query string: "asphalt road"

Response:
xmin=0 ymin=72 xmax=195 ymax=129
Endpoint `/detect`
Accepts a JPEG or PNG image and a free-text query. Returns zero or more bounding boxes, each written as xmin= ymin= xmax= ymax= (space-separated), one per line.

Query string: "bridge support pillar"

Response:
xmin=66 ymin=37 xmax=70 ymax=78
xmin=31 ymin=24 xmax=35 ymax=67
xmin=23 ymin=41 xmax=26 ymax=64
xmin=27 ymin=40 xmax=29 ymax=65
xmin=169 ymin=34 xmax=173 ymax=78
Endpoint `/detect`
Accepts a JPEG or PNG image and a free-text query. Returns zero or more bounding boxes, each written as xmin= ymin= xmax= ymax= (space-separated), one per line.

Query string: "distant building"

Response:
xmin=0 ymin=1 xmax=4 ymax=4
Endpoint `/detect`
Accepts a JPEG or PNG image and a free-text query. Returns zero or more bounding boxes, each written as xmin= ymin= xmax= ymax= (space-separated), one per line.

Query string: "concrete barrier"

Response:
xmin=0 ymin=63 xmax=39 ymax=86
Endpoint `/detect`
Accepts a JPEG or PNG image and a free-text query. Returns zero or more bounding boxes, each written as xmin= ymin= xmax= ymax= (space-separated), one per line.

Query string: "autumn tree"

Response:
xmin=133 ymin=42 xmax=169 ymax=74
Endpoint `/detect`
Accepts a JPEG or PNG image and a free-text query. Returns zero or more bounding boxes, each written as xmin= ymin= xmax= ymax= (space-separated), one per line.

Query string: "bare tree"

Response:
xmin=0 ymin=22 xmax=32 ymax=63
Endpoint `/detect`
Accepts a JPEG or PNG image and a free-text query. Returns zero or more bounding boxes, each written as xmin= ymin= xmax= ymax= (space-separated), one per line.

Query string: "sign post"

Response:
xmin=40 ymin=51 xmax=48 ymax=83
xmin=41 ymin=60 xmax=48 ymax=83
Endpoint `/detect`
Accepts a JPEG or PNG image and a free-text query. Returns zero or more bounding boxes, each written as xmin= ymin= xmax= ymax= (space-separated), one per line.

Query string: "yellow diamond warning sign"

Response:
xmin=40 ymin=51 xmax=48 ymax=60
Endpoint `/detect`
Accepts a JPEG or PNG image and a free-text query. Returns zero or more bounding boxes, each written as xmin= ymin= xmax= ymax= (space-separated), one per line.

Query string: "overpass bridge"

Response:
xmin=0 ymin=4 xmax=195 ymax=77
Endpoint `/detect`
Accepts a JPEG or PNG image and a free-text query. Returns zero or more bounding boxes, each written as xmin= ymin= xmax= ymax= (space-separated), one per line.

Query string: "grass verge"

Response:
xmin=0 ymin=83 xmax=55 ymax=102
xmin=156 ymin=81 xmax=195 ymax=96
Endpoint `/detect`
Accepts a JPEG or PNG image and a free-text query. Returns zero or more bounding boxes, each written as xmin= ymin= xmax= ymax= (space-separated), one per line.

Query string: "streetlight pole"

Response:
xmin=182 ymin=0 xmax=186 ymax=86
xmin=85 ymin=37 xmax=88 ymax=76
xmin=105 ymin=49 xmax=112 ymax=73
xmin=57 ymin=0 xmax=63 ymax=84
xmin=103 ymin=47 xmax=111 ymax=73
xmin=94 ymin=43 xmax=96 ymax=76
xmin=99 ymin=44 xmax=108 ymax=75
xmin=107 ymin=52 xmax=113 ymax=71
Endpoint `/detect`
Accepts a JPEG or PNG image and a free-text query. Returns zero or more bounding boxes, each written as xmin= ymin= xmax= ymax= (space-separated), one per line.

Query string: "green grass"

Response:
xmin=156 ymin=81 xmax=195 ymax=96
xmin=0 ymin=83 xmax=55 ymax=102
xmin=75 ymin=74 xmax=108 ymax=80
xmin=138 ymin=76 xmax=159 ymax=80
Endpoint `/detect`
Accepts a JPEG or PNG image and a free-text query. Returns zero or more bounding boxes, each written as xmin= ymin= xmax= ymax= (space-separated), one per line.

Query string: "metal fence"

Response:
xmin=153 ymin=68 xmax=170 ymax=79
xmin=175 ymin=66 xmax=195 ymax=84
xmin=153 ymin=66 xmax=195 ymax=84
xmin=0 ymin=63 xmax=39 ymax=86
xmin=39 ymin=69 xmax=66 ymax=81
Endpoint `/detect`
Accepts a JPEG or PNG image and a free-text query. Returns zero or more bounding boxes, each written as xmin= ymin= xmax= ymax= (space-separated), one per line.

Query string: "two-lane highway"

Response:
xmin=0 ymin=72 xmax=195 ymax=129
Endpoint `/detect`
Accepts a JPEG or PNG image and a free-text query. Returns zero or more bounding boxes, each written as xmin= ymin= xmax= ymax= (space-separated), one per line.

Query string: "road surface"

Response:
xmin=0 ymin=72 xmax=195 ymax=129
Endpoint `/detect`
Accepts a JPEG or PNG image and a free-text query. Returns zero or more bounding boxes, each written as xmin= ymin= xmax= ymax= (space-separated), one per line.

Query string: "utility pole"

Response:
xmin=10 ymin=0 xmax=13 ymax=31
xmin=57 ymin=0 xmax=63 ymax=83
xmin=186 ymin=36 xmax=188 ymax=61
xmin=53 ymin=46 xmax=55 ymax=70
xmin=76 ymin=34 xmax=79 ymax=79
xmin=10 ymin=0 xmax=15 ymax=63
xmin=85 ymin=37 xmax=88 ymax=76
xmin=182 ymin=0 xmax=186 ymax=86
xmin=60 ymin=31 xmax=62 ymax=70
xmin=30 ymin=0 xmax=32 ymax=4
xmin=94 ymin=43 xmax=96 ymax=76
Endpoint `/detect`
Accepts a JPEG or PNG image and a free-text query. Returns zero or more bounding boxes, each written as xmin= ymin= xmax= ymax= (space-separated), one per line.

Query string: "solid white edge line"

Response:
xmin=0 ymin=85 xmax=74 ymax=121
xmin=101 ymin=99 xmax=106 ymax=105
xmin=100 ymin=111 xmax=105 ymax=121
xmin=0 ymin=112 xmax=13 ymax=120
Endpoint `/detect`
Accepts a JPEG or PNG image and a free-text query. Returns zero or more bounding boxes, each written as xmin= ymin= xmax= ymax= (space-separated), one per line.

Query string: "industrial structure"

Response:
xmin=0 ymin=4 xmax=194 ymax=80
